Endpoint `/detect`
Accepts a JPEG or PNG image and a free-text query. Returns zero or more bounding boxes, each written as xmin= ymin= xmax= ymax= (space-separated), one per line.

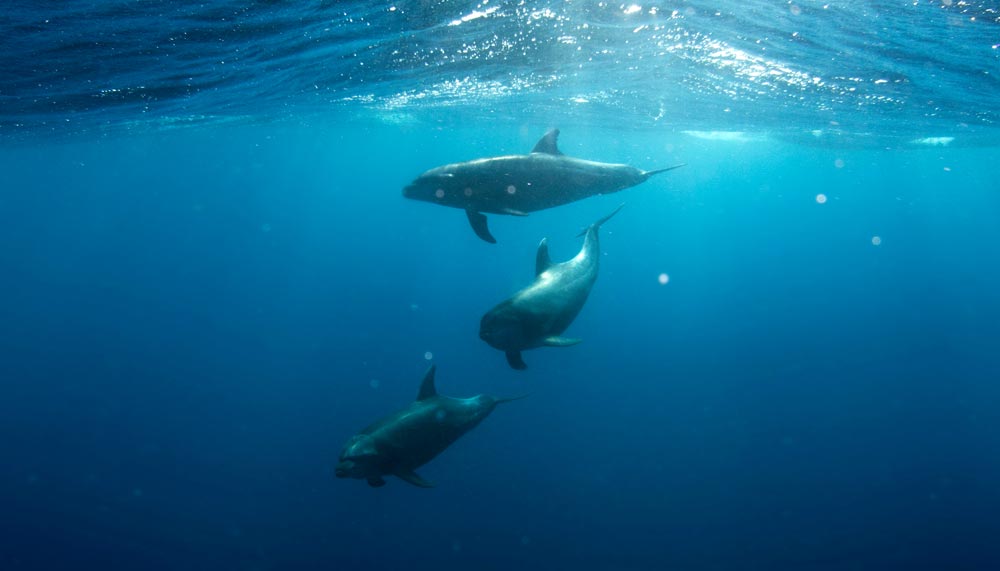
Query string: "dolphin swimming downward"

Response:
xmin=335 ymin=365 xmax=525 ymax=488
xmin=479 ymin=204 xmax=624 ymax=370
xmin=403 ymin=129 xmax=682 ymax=243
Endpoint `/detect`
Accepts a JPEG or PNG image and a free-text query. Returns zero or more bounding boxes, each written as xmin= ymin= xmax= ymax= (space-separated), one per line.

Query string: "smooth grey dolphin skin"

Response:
xmin=335 ymin=365 xmax=523 ymax=488
xmin=479 ymin=204 xmax=624 ymax=370
xmin=402 ymin=129 xmax=682 ymax=243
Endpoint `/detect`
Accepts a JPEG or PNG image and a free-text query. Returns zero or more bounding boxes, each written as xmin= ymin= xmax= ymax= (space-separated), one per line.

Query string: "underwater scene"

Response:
xmin=2 ymin=2 xmax=999 ymax=570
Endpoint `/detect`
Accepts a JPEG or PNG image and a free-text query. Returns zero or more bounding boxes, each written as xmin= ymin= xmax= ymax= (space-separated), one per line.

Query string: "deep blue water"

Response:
xmin=3 ymin=3 xmax=1000 ymax=571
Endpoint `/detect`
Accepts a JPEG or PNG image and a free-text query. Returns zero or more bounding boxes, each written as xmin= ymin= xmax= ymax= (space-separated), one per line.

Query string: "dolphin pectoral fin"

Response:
xmin=465 ymin=209 xmax=496 ymax=244
xmin=501 ymin=208 xmax=529 ymax=217
xmin=395 ymin=469 xmax=434 ymax=488
xmin=505 ymin=351 xmax=528 ymax=370
xmin=367 ymin=477 xmax=386 ymax=488
xmin=543 ymin=336 xmax=583 ymax=347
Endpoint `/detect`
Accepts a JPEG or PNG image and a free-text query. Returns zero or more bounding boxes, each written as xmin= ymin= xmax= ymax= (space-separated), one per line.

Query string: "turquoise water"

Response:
xmin=2 ymin=3 xmax=1000 ymax=570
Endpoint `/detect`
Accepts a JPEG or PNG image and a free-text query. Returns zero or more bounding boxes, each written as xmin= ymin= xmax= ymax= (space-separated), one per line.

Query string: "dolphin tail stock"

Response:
xmin=642 ymin=163 xmax=686 ymax=179
xmin=576 ymin=203 xmax=625 ymax=237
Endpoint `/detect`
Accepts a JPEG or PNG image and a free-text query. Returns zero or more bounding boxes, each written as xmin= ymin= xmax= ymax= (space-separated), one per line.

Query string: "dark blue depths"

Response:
xmin=1 ymin=123 xmax=1000 ymax=571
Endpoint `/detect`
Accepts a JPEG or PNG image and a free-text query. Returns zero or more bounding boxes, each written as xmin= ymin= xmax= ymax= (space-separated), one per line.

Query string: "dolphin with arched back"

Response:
xmin=403 ymin=129 xmax=682 ymax=243
xmin=479 ymin=204 xmax=623 ymax=369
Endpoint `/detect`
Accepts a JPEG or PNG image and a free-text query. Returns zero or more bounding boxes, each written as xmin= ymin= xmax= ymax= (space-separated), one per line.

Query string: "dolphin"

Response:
xmin=403 ymin=129 xmax=682 ymax=243
xmin=335 ymin=365 xmax=524 ymax=488
xmin=479 ymin=204 xmax=623 ymax=370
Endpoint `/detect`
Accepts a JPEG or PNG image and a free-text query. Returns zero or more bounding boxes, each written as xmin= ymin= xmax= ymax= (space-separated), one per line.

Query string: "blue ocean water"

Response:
xmin=2 ymin=2 xmax=1000 ymax=570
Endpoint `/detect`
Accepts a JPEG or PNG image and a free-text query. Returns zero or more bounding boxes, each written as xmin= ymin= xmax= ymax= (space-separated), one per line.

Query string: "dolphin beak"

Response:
xmin=334 ymin=462 xmax=350 ymax=478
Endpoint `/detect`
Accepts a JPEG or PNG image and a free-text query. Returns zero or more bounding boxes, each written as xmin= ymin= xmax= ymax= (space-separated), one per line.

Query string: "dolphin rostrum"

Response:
xmin=335 ymin=365 xmax=525 ymax=488
xmin=479 ymin=204 xmax=623 ymax=370
xmin=403 ymin=129 xmax=682 ymax=243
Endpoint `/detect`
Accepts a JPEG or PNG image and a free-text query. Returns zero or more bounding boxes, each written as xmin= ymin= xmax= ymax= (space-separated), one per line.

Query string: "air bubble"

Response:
xmin=658 ymin=273 xmax=670 ymax=285
xmin=815 ymin=194 xmax=827 ymax=204
xmin=434 ymin=189 xmax=445 ymax=199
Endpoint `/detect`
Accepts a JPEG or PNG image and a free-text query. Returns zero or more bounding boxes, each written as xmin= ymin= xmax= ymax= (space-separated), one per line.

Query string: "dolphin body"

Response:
xmin=335 ymin=366 xmax=522 ymax=488
xmin=479 ymin=205 xmax=623 ymax=370
xmin=403 ymin=129 xmax=682 ymax=243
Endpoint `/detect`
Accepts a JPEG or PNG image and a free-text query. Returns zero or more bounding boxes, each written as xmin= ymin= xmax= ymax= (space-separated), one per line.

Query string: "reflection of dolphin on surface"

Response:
xmin=480 ymin=205 xmax=624 ymax=370
xmin=403 ymin=129 xmax=682 ymax=243
xmin=335 ymin=366 xmax=525 ymax=488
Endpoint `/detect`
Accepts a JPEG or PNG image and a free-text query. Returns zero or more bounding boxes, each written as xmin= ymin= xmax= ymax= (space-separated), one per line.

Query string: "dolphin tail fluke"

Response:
xmin=495 ymin=393 xmax=531 ymax=405
xmin=505 ymin=351 xmax=527 ymax=370
xmin=577 ymin=203 xmax=625 ymax=237
xmin=466 ymin=209 xmax=497 ymax=244
xmin=643 ymin=163 xmax=686 ymax=179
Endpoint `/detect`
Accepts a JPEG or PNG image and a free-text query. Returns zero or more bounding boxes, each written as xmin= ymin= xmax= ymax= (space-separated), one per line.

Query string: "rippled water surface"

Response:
xmin=3 ymin=1 xmax=999 ymax=145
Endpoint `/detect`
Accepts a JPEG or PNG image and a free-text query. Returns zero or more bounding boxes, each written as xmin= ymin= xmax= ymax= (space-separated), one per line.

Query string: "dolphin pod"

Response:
xmin=336 ymin=129 xmax=681 ymax=488
xmin=403 ymin=128 xmax=683 ymax=243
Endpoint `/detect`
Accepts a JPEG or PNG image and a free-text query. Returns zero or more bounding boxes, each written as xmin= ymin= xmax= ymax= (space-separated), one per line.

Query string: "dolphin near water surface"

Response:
xmin=403 ymin=129 xmax=682 ymax=243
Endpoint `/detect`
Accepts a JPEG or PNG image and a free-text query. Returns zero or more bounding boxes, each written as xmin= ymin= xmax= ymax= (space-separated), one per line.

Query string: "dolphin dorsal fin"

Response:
xmin=535 ymin=238 xmax=552 ymax=276
xmin=416 ymin=365 xmax=437 ymax=400
xmin=531 ymin=129 xmax=562 ymax=155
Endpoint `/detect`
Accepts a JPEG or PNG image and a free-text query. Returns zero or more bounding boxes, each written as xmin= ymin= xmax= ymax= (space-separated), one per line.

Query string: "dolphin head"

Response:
xmin=334 ymin=434 xmax=381 ymax=480
xmin=479 ymin=303 xmax=529 ymax=351
xmin=402 ymin=166 xmax=463 ymax=206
